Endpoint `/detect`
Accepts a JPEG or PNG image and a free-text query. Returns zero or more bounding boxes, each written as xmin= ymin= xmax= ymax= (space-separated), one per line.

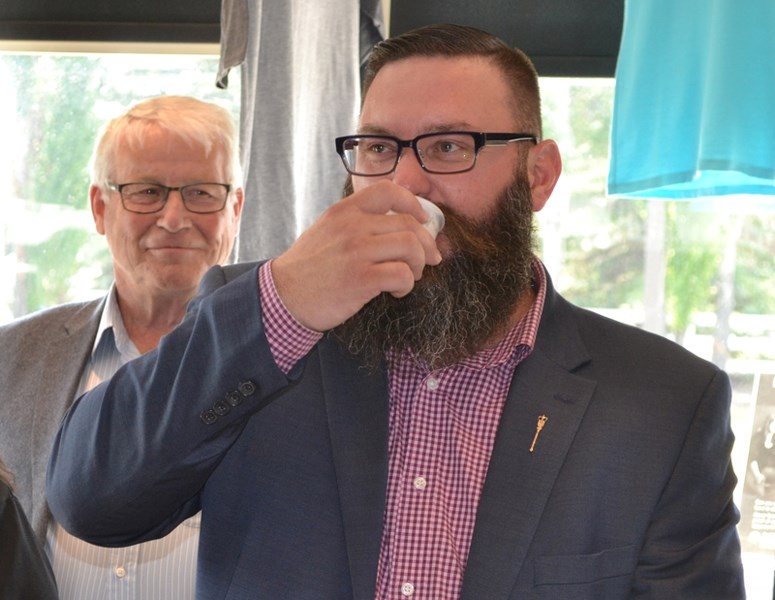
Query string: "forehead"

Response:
xmin=360 ymin=56 xmax=516 ymax=135
xmin=114 ymin=127 xmax=225 ymax=163
xmin=113 ymin=127 xmax=228 ymax=180
xmin=117 ymin=125 xmax=205 ymax=155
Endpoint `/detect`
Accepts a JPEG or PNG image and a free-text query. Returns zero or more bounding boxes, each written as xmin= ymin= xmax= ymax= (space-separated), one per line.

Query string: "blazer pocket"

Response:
xmin=534 ymin=545 xmax=636 ymax=585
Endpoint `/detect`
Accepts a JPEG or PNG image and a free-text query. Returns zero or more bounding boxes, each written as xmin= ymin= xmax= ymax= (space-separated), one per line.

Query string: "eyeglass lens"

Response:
xmin=343 ymin=133 xmax=479 ymax=176
xmin=119 ymin=183 xmax=228 ymax=214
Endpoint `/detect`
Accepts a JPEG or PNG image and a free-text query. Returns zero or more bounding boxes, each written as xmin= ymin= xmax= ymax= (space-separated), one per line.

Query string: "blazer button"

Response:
xmin=213 ymin=399 xmax=231 ymax=416
xmin=200 ymin=409 xmax=218 ymax=425
xmin=238 ymin=380 xmax=257 ymax=396
xmin=226 ymin=390 xmax=243 ymax=407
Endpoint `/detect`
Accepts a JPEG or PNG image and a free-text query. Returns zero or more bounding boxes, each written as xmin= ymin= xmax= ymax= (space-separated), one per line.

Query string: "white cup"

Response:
xmin=386 ymin=196 xmax=445 ymax=238
xmin=416 ymin=196 xmax=445 ymax=238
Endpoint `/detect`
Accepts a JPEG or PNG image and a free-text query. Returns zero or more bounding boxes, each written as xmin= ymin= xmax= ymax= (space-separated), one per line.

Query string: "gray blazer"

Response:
xmin=0 ymin=297 xmax=104 ymax=541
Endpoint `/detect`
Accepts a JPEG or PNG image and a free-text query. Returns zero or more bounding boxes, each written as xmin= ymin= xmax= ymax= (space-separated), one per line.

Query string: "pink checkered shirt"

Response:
xmin=258 ymin=259 xmax=547 ymax=600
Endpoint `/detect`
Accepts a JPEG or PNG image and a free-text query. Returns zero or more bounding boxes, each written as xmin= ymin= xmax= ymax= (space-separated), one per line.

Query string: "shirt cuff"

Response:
xmin=258 ymin=261 xmax=323 ymax=375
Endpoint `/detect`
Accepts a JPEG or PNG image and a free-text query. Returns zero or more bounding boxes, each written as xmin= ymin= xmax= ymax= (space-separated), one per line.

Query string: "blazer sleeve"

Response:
xmin=630 ymin=367 xmax=744 ymax=598
xmin=46 ymin=263 xmax=300 ymax=546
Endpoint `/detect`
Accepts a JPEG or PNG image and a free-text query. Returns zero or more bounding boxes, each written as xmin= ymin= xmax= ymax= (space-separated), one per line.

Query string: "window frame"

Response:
xmin=0 ymin=0 xmax=220 ymax=44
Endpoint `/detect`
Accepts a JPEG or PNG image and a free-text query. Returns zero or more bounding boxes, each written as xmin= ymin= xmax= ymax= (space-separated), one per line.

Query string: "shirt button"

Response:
xmin=426 ymin=377 xmax=439 ymax=391
xmin=401 ymin=582 xmax=415 ymax=597
xmin=115 ymin=566 xmax=126 ymax=578
xmin=413 ymin=476 xmax=427 ymax=490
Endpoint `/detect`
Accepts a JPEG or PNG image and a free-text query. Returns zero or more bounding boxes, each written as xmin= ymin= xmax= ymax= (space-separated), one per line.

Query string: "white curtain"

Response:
xmin=217 ymin=0 xmax=385 ymax=261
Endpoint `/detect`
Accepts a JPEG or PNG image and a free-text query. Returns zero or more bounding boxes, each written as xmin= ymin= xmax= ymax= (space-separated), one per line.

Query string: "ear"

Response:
xmin=90 ymin=184 xmax=107 ymax=235
xmin=526 ymin=140 xmax=562 ymax=212
xmin=231 ymin=187 xmax=245 ymax=234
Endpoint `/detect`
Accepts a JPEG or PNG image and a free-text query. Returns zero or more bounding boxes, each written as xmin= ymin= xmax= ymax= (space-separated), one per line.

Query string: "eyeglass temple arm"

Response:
xmin=483 ymin=134 xmax=537 ymax=146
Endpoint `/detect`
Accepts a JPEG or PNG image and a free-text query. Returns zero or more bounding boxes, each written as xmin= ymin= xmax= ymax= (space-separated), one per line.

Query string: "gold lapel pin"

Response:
xmin=529 ymin=415 xmax=548 ymax=452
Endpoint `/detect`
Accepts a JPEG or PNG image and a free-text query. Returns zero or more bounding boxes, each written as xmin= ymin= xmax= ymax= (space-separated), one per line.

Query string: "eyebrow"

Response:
xmin=357 ymin=122 xmax=475 ymax=136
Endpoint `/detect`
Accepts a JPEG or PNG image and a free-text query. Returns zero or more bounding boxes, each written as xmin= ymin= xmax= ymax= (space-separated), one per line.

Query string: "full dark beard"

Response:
xmin=332 ymin=174 xmax=536 ymax=371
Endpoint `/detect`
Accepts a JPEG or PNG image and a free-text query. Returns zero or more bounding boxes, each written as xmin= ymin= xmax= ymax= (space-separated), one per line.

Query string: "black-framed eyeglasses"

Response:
xmin=335 ymin=131 xmax=537 ymax=176
xmin=108 ymin=182 xmax=232 ymax=214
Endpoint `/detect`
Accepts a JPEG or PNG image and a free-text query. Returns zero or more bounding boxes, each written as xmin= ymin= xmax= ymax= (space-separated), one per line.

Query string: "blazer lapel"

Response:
xmin=30 ymin=298 xmax=103 ymax=538
xmin=318 ymin=338 xmax=389 ymax=600
xmin=461 ymin=278 xmax=597 ymax=600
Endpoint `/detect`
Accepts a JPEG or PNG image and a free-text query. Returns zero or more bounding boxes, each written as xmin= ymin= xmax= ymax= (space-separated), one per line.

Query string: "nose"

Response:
xmin=155 ymin=190 xmax=192 ymax=232
xmin=391 ymin=147 xmax=432 ymax=196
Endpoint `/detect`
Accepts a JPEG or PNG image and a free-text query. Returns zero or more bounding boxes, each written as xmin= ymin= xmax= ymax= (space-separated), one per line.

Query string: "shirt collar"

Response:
xmin=92 ymin=283 xmax=141 ymax=362
xmin=456 ymin=256 xmax=547 ymax=371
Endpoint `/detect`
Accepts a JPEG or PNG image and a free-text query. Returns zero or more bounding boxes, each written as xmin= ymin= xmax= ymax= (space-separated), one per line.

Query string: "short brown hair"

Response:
xmin=363 ymin=24 xmax=542 ymax=137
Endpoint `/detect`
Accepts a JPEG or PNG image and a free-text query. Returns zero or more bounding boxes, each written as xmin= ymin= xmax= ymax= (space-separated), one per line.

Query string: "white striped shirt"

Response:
xmin=46 ymin=285 xmax=200 ymax=600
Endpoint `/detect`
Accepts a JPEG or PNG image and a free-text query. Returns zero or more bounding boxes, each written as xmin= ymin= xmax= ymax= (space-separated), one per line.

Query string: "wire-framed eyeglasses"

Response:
xmin=335 ymin=131 xmax=537 ymax=176
xmin=108 ymin=182 xmax=232 ymax=214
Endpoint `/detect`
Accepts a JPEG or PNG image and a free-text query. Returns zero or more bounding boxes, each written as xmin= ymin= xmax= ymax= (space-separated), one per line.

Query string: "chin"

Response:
xmin=154 ymin=264 xmax=204 ymax=287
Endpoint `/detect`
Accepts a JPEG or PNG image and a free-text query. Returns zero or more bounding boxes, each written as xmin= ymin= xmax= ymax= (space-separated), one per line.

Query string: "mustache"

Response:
xmin=438 ymin=204 xmax=502 ymax=258
xmin=342 ymin=174 xmax=501 ymax=258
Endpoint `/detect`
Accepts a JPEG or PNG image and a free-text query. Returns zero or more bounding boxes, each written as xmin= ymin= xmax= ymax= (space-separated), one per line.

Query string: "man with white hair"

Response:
xmin=0 ymin=95 xmax=243 ymax=599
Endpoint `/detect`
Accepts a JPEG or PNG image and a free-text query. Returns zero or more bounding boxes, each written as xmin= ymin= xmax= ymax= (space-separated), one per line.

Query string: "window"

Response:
xmin=1 ymin=53 xmax=772 ymax=596
xmin=0 ymin=44 xmax=239 ymax=322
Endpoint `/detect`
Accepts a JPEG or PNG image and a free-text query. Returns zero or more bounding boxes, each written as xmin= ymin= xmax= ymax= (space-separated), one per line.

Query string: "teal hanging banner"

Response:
xmin=607 ymin=0 xmax=775 ymax=199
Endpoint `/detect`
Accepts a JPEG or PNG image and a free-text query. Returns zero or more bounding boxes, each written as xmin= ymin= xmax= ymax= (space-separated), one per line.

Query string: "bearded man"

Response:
xmin=47 ymin=24 xmax=744 ymax=600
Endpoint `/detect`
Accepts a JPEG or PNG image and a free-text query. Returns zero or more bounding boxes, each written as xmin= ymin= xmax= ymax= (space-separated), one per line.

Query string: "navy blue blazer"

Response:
xmin=47 ymin=261 xmax=744 ymax=599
